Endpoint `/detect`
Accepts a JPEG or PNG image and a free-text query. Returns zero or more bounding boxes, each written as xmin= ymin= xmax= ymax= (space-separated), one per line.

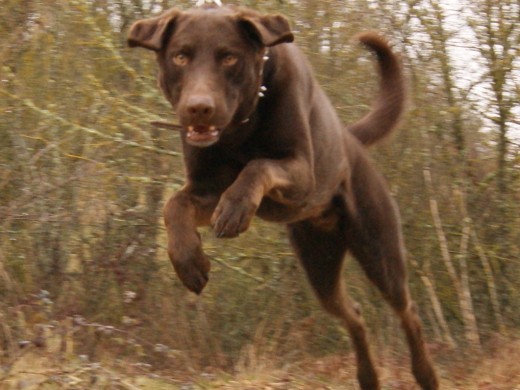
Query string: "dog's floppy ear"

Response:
xmin=128 ymin=8 xmax=180 ymax=51
xmin=238 ymin=13 xmax=294 ymax=47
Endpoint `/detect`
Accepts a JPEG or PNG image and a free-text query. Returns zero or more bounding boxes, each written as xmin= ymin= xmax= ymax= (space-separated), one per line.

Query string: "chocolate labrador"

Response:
xmin=128 ymin=4 xmax=438 ymax=389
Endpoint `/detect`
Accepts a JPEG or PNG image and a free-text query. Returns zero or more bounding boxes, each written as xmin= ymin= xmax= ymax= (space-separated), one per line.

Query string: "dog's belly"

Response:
xmin=256 ymin=196 xmax=329 ymax=224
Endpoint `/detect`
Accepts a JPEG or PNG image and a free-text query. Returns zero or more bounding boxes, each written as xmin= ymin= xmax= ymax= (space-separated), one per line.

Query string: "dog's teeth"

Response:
xmin=258 ymin=92 xmax=265 ymax=97
xmin=260 ymin=86 xmax=267 ymax=92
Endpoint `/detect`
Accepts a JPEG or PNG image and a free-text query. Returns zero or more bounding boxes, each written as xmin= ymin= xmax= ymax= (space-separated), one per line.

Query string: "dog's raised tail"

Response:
xmin=347 ymin=32 xmax=406 ymax=146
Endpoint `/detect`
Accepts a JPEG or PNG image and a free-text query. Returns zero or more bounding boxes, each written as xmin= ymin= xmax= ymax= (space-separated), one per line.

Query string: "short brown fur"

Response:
xmin=128 ymin=5 xmax=438 ymax=389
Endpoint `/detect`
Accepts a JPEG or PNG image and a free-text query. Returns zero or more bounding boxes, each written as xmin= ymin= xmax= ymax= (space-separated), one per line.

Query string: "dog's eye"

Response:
xmin=222 ymin=54 xmax=238 ymax=67
xmin=173 ymin=53 xmax=189 ymax=67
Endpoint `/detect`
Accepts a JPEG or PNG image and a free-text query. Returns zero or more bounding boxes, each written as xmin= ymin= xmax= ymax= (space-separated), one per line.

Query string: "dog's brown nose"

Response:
xmin=185 ymin=95 xmax=216 ymax=122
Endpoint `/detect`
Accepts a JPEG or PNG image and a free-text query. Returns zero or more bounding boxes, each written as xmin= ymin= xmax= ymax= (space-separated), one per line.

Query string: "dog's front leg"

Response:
xmin=163 ymin=188 xmax=217 ymax=294
xmin=211 ymin=158 xmax=312 ymax=238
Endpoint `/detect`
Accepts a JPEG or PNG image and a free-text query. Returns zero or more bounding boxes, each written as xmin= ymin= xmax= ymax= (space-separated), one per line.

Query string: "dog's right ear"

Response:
xmin=128 ymin=8 xmax=180 ymax=51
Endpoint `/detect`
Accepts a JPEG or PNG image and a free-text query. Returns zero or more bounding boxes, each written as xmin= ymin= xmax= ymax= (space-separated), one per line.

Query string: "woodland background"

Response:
xmin=1 ymin=0 xmax=519 ymax=388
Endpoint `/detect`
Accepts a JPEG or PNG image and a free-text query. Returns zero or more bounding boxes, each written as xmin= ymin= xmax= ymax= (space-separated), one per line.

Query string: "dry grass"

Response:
xmin=2 ymin=338 xmax=520 ymax=389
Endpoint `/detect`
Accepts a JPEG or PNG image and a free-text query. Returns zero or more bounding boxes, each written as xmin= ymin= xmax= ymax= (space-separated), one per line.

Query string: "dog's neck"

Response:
xmin=240 ymin=48 xmax=269 ymax=125
xmin=258 ymin=48 xmax=270 ymax=98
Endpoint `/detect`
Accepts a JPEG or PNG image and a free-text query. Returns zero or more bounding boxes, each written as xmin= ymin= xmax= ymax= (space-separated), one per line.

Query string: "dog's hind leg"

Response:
xmin=345 ymin=164 xmax=439 ymax=390
xmin=287 ymin=214 xmax=381 ymax=390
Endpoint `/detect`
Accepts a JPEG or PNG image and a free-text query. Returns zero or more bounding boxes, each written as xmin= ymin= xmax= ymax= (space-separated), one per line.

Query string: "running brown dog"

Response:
xmin=128 ymin=4 xmax=438 ymax=389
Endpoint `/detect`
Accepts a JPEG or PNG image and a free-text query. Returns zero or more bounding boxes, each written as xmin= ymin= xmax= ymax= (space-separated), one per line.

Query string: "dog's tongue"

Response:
xmin=187 ymin=125 xmax=219 ymax=145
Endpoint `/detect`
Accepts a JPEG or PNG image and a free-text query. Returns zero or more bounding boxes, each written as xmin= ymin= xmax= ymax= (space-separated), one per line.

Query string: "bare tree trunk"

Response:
xmin=424 ymin=168 xmax=482 ymax=352
xmin=418 ymin=267 xmax=457 ymax=348
xmin=458 ymin=219 xmax=481 ymax=349
xmin=471 ymin=230 xmax=504 ymax=332
xmin=413 ymin=0 xmax=465 ymax=152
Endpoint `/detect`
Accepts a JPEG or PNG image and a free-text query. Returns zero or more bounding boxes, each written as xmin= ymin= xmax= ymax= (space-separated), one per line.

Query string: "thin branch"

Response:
xmin=0 ymin=90 xmax=180 ymax=157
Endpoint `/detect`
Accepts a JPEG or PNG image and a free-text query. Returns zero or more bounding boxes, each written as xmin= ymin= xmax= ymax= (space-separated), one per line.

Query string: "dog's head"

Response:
xmin=128 ymin=5 xmax=293 ymax=147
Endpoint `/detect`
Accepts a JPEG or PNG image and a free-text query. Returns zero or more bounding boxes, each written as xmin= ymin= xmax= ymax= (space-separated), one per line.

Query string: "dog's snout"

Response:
xmin=185 ymin=95 xmax=216 ymax=122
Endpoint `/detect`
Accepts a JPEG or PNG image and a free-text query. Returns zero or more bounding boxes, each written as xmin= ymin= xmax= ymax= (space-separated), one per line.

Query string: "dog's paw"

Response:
xmin=169 ymin=242 xmax=210 ymax=294
xmin=211 ymin=194 xmax=257 ymax=238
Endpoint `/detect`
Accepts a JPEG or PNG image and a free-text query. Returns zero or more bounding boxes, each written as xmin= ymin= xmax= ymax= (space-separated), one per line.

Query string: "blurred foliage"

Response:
xmin=1 ymin=0 xmax=519 ymax=382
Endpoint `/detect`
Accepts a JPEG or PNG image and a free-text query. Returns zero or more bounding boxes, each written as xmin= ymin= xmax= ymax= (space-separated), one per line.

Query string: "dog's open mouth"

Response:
xmin=186 ymin=125 xmax=220 ymax=147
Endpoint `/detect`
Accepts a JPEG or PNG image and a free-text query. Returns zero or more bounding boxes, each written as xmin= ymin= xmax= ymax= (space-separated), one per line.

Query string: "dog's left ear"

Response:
xmin=128 ymin=8 xmax=180 ymax=51
xmin=238 ymin=13 xmax=294 ymax=47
